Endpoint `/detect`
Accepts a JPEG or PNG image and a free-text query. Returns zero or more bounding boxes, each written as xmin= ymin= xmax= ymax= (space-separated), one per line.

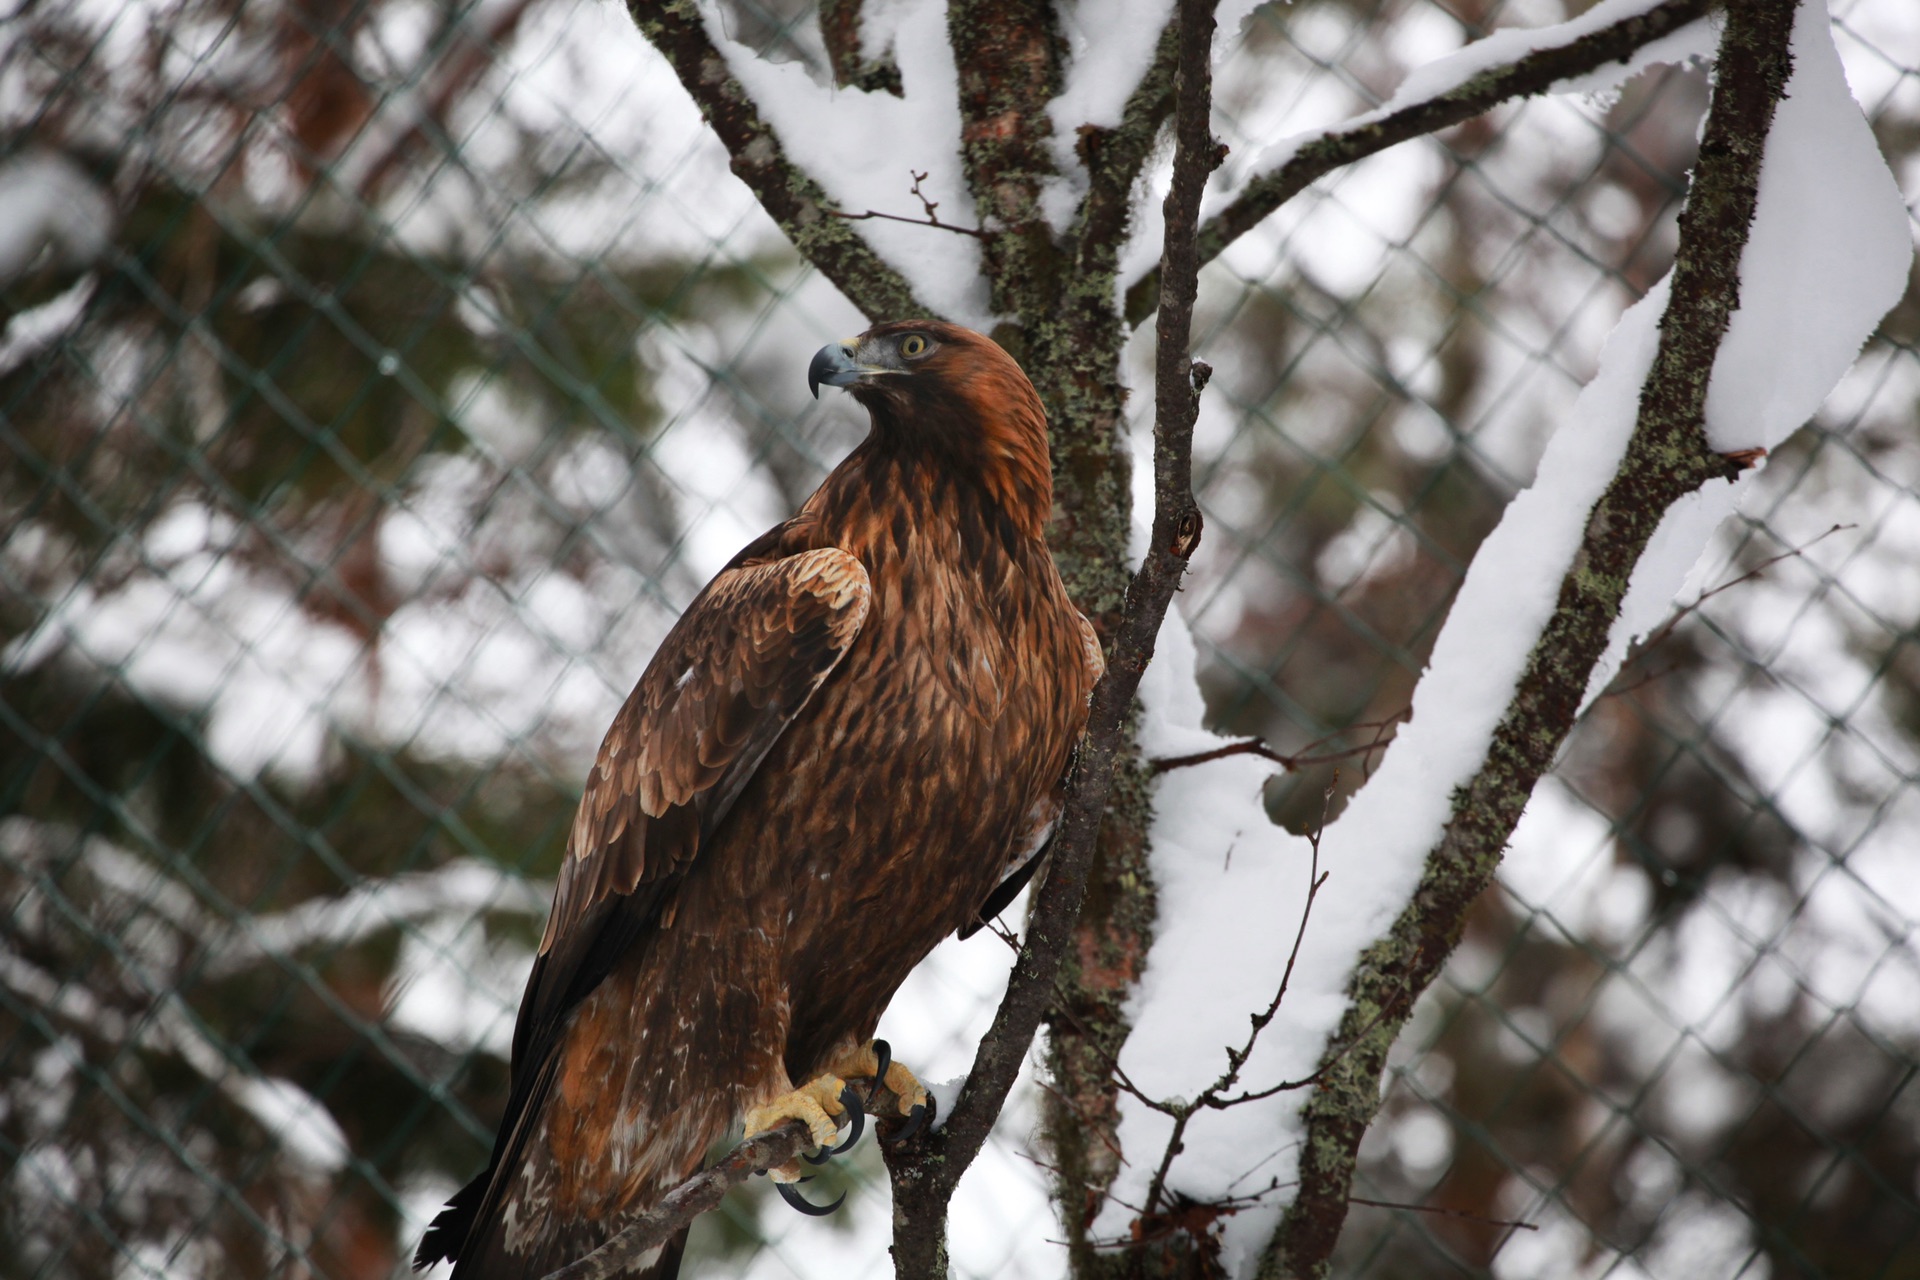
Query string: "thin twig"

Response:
xmin=1044 ymin=980 xmax=1174 ymax=1119
xmin=823 ymin=169 xmax=991 ymax=239
xmin=1150 ymin=711 xmax=1408 ymax=775
xmin=1601 ymin=522 xmax=1855 ymax=697
xmin=1141 ymin=780 xmax=1335 ymax=1218
xmin=1345 ymin=1196 xmax=1539 ymax=1232
xmin=1034 ymin=1076 xmax=1131 ymax=1167
xmin=823 ymin=207 xmax=991 ymax=239
xmin=1204 ymin=994 xmax=1400 ymax=1107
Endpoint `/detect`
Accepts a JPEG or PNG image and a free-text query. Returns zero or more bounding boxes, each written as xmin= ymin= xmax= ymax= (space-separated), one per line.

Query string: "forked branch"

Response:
xmin=1149 ymin=711 xmax=1408 ymax=777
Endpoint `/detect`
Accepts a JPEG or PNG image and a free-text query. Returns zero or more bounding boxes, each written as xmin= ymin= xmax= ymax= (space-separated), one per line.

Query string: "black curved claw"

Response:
xmin=777 ymin=1179 xmax=846 ymax=1217
xmin=802 ymin=1146 xmax=835 ymax=1166
xmin=885 ymin=1102 xmax=928 ymax=1148
xmin=869 ymin=1040 xmax=892 ymax=1108
xmin=827 ymin=1084 xmax=865 ymax=1155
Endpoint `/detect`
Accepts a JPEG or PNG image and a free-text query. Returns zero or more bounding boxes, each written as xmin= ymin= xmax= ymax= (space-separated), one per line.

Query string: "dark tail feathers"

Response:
xmin=413 ymin=1168 xmax=688 ymax=1280
xmin=414 ymin=1166 xmax=490 ymax=1271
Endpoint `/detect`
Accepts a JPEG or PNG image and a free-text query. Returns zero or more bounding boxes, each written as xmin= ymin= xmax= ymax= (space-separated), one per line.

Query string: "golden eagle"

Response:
xmin=415 ymin=321 xmax=1101 ymax=1278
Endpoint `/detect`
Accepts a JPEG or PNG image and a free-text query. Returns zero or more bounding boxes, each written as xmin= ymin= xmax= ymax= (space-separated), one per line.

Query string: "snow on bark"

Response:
xmin=697 ymin=0 xmax=991 ymax=326
xmin=1193 ymin=0 xmax=1717 ymax=273
xmin=1037 ymin=0 xmax=1177 ymax=232
xmin=1098 ymin=3 xmax=1910 ymax=1274
xmin=1584 ymin=0 xmax=1912 ymax=708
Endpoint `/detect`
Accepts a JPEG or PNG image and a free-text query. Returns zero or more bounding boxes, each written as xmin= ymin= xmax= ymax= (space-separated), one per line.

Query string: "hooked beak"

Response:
xmin=808 ymin=340 xmax=862 ymax=399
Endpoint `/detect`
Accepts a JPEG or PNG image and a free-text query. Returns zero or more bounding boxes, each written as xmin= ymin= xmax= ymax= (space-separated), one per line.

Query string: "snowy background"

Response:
xmin=2 ymin=0 xmax=1918 ymax=1277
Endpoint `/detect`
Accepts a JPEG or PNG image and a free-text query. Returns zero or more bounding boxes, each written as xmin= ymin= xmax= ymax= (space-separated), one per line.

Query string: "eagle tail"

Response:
xmin=414 ymin=1165 xmax=490 ymax=1270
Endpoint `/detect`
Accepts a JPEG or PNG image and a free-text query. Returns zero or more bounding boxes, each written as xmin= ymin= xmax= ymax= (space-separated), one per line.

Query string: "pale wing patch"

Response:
xmin=1076 ymin=612 xmax=1105 ymax=692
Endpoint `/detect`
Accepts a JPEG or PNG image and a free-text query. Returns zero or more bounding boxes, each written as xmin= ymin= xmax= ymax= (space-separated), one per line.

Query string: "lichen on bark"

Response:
xmin=1260 ymin=3 xmax=1800 ymax=1275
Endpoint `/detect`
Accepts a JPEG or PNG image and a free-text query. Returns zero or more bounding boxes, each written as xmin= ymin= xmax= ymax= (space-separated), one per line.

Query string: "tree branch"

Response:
xmin=881 ymin=3 xmax=1221 ymax=1275
xmin=1123 ymin=0 xmax=1713 ymax=327
xmin=539 ymin=1120 xmax=812 ymax=1280
xmin=1067 ymin=13 xmax=1182 ymax=290
xmin=1148 ymin=711 xmax=1407 ymax=777
xmin=946 ymin=0 xmax=1067 ymax=320
xmin=822 ymin=169 xmax=991 ymax=239
xmin=624 ymin=0 xmax=931 ymax=323
xmin=820 ymin=0 xmax=903 ymax=95
xmin=1030 ymin=26 xmax=1201 ymax=1250
xmin=1259 ymin=2 xmax=1798 ymax=1275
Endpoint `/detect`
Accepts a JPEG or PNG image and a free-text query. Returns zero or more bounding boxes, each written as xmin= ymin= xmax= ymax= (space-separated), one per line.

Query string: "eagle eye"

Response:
xmin=899 ymin=334 xmax=930 ymax=358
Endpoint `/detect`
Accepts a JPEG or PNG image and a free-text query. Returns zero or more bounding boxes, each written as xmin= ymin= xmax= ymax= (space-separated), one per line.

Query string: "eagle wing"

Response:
xmin=515 ymin=544 xmax=871 ymax=1075
xmin=417 ymin=545 xmax=870 ymax=1272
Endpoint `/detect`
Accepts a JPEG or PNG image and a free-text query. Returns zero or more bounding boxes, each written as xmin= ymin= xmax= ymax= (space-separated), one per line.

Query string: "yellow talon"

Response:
xmin=833 ymin=1040 xmax=929 ymax=1120
xmin=744 ymin=1074 xmax=848 ymax=1182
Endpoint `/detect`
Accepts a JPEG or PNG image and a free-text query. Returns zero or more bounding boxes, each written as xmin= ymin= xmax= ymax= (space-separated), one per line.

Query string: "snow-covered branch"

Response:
xmin=624 ymin=0 xmax=932 ymax=322
xmin=1257 ymin=3 xmax=1901 ymax=1274
xmin=1124 ymin=0 xmax=1714 ymax=326
xmin=1092 ymin=1 xmax=1907 ymax=1274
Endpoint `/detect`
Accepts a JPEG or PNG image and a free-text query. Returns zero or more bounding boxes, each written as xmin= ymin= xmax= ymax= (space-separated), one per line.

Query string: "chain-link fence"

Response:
xmin=3 ymin=0 xmax=1917 ymax=1277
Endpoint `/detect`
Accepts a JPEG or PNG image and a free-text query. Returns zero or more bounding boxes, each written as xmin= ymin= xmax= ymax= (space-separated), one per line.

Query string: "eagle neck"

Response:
xmin=808 ymin=444 xmax=1043 ymax=574
xmin=860 ymin=409 xmax=1052 ymax=544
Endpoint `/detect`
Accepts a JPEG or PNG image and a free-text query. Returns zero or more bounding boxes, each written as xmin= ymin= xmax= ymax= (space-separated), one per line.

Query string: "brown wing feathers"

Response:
xmin=417 ymin=549 xmax=869 ymax=1272
xmin=531 ymin=548 xmax=869 ymax=1039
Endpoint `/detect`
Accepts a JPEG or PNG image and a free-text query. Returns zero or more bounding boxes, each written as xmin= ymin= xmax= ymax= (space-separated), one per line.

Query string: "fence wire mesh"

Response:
xmin=1 ymin=0 xmax=1916 ymax=1277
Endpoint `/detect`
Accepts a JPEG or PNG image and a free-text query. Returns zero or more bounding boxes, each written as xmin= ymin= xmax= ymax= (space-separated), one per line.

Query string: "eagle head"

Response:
xmin=808 ymin=320 xmax=1053 ymax=535
xmin=807 ymin=320 xmax=1002 ymax=400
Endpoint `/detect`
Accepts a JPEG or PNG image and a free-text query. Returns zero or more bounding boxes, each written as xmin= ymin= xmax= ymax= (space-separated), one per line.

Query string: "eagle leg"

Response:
xmin=828 ymin=1039 xmax=930 ymax=1130
xmin=803 ymin=1086 xmax=865 ymax=1163
xmin=745 ymin=1073 xmax=856 ymax=1182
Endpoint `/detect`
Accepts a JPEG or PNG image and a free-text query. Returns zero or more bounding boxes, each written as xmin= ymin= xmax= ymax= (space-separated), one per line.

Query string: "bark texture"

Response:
xmin=1260 ymin=2 xmax=1799 ymax=1275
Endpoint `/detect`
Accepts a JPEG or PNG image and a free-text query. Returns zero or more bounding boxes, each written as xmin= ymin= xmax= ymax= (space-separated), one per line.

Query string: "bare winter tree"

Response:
xmin=537 ymin=0 xmax=1910 ymax=1277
